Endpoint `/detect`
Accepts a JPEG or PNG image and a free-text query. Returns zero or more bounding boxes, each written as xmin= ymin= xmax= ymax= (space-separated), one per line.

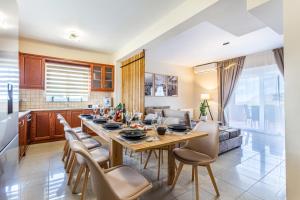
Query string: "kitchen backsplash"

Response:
xmin=19 ymin=89 xmax=113 ymax=111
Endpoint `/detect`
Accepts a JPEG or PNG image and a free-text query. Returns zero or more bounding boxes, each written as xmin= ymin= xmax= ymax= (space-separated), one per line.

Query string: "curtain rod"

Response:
xmin=120 ymin=56 xmax=144 ymax=68
xmin=120 ymin=49 xmax=145 ymax=68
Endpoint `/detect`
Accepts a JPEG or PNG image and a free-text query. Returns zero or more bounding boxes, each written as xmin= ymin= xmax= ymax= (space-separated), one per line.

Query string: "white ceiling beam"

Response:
xmin=247 ymin=0 xmax=283 ymax=34
xmin=114 ymin=0 xmax=219 ymax=61
xmin=247 ymin=0 xmax=271 ymax=10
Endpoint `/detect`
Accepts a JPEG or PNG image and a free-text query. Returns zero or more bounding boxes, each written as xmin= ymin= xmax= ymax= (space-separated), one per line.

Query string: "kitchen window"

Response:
xmin=45 ymin=62 xmax=90 ymax=102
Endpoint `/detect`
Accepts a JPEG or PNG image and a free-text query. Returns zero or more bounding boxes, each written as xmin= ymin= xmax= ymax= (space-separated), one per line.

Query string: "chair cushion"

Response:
xmin=162 ymin=109 xmax=191 ymax=127
xmin=164 ymin=117 xmax=180 ymax=125
xmin=226 ymin=128 xmax=241 ymax=138
xmin=75 ymin=132 xmax=91 ymax=140
xmin=106 ymin=166 xmax=151 ymax=199
xmin=219 ymin=131 xmax=230 ymax=142
xmin=72 ymin=127 xmax=82 ymax=133
xmin=82 ymin=138 xmax=101 ymax=149
xmin=173 ymin=148 xmax=213 ymax=165
xmin=145 ymin=106 xmax=170 ymax=115
xmin=90 ymin=148 xmax=109 ymax=164
xmin=144 ymin=113 xmax=157 ymax=120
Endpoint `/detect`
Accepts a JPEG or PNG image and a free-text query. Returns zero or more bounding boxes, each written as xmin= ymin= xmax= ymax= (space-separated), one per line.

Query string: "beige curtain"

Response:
xmin=121 ymin=51 xmax=145 ymax=113
xmin=218 ymin=56 xmax=246 ymax=124
xmin=273 ymin=47 xmax=284 ymax=76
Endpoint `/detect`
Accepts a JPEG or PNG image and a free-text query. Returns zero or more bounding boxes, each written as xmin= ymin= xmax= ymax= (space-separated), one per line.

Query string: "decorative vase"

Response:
xmin=200 ymin=115 xmax=208 ymax=121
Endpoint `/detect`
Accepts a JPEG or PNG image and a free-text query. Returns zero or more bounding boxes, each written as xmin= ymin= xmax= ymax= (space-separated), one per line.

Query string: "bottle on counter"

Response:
xmin=122 ymin=103 xmax=126 ymax=124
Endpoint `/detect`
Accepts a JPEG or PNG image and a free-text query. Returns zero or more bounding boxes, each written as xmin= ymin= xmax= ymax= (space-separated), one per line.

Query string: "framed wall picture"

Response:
xmin=145 ymin=73 xmax=154 ymax=96
xmin=154 ymin=74 xmax=167 ymax=96
xmin=167 ymin=76 xmax=178 ymax=96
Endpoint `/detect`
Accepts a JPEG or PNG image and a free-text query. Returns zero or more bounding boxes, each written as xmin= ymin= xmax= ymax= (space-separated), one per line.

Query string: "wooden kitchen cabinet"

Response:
xmin=19 ymin=53 xmax=45 ymax=89
xmin=52 ymin=110 xmax=68 ymax=139
xmin=91 ymin=64 xmax=114 ymax=91
xmin=19 ymin=52 xmax=114 ymax=91
xmin=70 ymin=110 xmax=83 ymax=128
xmin=19 ymin=115 xmax=27 ymax=160
xmin=30 ymin=109 xmax=94 ymax=143
xmin=30 ymin=111 xmax=52 ymax=142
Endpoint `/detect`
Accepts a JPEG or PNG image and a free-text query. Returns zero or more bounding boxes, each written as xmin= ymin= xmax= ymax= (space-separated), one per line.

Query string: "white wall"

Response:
xmin=284 ymin=1 xmax=300 ymax=199
xmin=19 ymin=38 xmax=114 ymax=64
xmin=145 ymin=59 xmax=194 ymax=113
xmin=193 ymin=70 xmax=218 ymax=120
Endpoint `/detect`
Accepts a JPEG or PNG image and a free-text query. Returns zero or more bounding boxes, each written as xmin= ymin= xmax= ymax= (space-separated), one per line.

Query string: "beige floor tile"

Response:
xmin=4 ymin=129 xmax=285 ymax=200
xmin=247 ymin=181 xmax=283 ymax=200
xmin=238 ymin=192 xmax=263 ymax=200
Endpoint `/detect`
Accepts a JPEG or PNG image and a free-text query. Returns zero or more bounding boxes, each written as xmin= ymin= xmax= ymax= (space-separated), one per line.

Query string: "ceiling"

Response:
xmin=147 ymin=0 xmax=283 ymax=66
xmin=16 ymin=0 xmax=283 ymax=65
xmin=17 ymin=0 xmax=184 ymax=53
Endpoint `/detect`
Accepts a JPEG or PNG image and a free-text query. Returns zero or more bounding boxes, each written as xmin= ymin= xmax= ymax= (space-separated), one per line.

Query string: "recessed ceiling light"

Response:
xmin=69 ymin=32 xmax=79 ymax=41
xmin=222 ymin=42 xmax=230 ymax=46
xmin=0 ymin=11 xmax=9 ymax=29
xmin=65 ymin=29 xmax=81 ymax=42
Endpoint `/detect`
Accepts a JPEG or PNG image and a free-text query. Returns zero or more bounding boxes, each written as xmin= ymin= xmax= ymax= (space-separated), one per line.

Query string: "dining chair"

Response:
xmin=58 ymin=116 xmax=102 ymax=171
xmin=63 ymin=127 xmax=102 ymax=171
xmin=57 ymin=114 xmax=91 ymax=162
xmin=71 ymin=140 xmax=153 ymax=200
xmin=171 ymin=121 xmax=220 ymax=200
xmin=68 ymin=137 xmax=110 ymax=200
xmin=143 ymin=117 xmax=182 ymax=180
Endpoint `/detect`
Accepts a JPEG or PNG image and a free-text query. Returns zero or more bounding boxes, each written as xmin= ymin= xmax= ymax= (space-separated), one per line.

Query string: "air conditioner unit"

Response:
xmin=193 ymin=62 xmax=217 ymax=74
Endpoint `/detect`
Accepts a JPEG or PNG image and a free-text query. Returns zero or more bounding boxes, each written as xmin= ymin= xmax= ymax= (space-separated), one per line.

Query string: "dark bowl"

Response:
xmin=120 ymin=129 xmax=146 ymax=140
xmin=93 ymin=118 xmax=107 ymax=124
xmin=157 ymin=126 xmax=167 ymax=135
xmin=103 ymin=123 xmax=122 ymax=130
xmin=168 ymin=124 xmax=189 ymax=132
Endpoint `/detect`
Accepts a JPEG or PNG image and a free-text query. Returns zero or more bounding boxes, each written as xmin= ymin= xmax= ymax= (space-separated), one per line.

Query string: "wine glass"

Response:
xmin=99 ymin=106 xmax=104 ymax=117
xmin=92 ymin=105 xmax=99 ymax=119
xmin=126 ymin=112 xmax=132 ymax=126
xmin=109 ymin=107 xmax=115 ymax=119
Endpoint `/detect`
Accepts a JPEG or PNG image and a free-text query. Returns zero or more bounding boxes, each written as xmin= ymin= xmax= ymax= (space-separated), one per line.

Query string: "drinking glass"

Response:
xmin=126 ymin=112 xmax=132 ymax=126
xmin=99 ymin=106 xmax=104 ymax=116
xmin=92 ymin=105 xmax=99 ymax=119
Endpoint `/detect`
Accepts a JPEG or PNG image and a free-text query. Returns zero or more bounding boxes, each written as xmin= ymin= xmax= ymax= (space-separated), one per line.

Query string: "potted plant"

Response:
xmin=199 ymin=101 xmax=208 ymax=121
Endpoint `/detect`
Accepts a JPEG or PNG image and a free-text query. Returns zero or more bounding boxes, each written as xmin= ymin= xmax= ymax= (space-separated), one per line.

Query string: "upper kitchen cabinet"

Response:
xmin=19 ymin=52 xmax=114 ymax=91
xmin=19 ymin=53 xmax=45 ymax=89
xmin=91 ymin=64 xmax=114 ymax=91
xmin=103 ymin=65 xmax=114 ymax=91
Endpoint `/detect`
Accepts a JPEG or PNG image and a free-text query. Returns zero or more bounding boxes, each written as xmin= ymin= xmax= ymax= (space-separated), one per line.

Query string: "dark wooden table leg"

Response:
xmin=168 ymin=144 xmax=176 ymax=185
xmin=110 ymin=140 xmax=123 ymax=167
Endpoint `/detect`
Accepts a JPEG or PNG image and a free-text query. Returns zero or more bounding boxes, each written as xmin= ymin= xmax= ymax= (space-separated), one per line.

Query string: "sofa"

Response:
xmin=144 ymin=106 xmax=243 ymax=154
xmin=218 ymin=127 xmax=242 ymax=154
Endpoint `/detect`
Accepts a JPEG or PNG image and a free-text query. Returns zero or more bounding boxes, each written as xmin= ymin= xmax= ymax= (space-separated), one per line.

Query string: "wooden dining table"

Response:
xmin=80 ymin=117 xmax=208 ymax=185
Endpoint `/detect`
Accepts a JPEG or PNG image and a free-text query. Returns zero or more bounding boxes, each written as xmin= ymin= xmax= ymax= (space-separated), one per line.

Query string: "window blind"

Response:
xmin=45 ymin=62 xmax=90 ymax=102
xmin=0 ymin=57 xmax=19 ymax=100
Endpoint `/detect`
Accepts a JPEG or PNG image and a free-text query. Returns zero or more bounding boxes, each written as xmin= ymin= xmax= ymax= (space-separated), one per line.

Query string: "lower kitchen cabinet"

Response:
xmin=30 ymin=109 xmax=94 ymax=143
xmin=52 ymin=110 xmax=68 ymax=138
xmin=30 ymin=111 xmax=52 ymax=142
xmin=19 ymin=113 xmax=30 ymax=160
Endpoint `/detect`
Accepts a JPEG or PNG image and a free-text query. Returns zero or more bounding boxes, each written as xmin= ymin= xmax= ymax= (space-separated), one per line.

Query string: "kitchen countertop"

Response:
xmin=18 ymin=110 xmax=31 ymax=119
xmin=18 ymin=107 xmax=94 ymax=118
xmin=21 ymin=107 xmax=93 ymax=112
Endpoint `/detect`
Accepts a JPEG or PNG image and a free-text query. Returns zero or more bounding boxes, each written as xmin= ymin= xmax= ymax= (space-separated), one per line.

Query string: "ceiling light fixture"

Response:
xmin=65 ymin=29 xmax=81 ymax=42
xmin=68 ymin=31 xmax=79 ymax=41
xmin=222 ymin=41 xmax=230 ymax=46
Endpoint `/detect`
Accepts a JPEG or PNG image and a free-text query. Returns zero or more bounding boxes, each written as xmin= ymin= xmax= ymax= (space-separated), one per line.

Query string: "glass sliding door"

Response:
xmin=225 ymin=64 xmax=284 ymax=136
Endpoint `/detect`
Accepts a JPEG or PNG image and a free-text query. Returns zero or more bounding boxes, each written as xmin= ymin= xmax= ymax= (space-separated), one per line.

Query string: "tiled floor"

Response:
xmin=0 ymin=131 xmax=286 ymax=200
